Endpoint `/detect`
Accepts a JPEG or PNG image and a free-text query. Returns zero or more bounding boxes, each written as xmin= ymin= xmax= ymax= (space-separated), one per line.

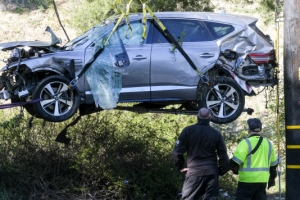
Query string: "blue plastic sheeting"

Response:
xmin=85 ymin=27 xmax=124 ymax=109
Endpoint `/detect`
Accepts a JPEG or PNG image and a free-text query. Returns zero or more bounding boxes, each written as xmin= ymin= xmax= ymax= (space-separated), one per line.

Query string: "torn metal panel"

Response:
xmin=0 ymin=26 xmax=61 ymax=51
xmin=220 ymin=25 xmax=273 ymax=54
xmin=218 ymin=22 xmax=275 ymax=82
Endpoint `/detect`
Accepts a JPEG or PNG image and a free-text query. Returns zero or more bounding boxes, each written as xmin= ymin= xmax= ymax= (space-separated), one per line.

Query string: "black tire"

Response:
xmin=32 ymin=75 xmax=81 ymax=122
xmin=199 ymin=77 xmax=245 ymax=124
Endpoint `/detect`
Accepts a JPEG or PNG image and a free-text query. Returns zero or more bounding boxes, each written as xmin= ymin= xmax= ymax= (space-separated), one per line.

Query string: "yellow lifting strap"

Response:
xmin=124 ymin=0 xmax=147 ymax=40
xmin=103 ymin=12 xmax=125 ymax=46
xmin=143 ymin=4 xmax=167 ymax=31
xmin=274 ymin=3 xmax=282 ymax=198
xmin=125 ymin=0 xmax=133 ymax=39
xmin=103 ymin=0 xmax=123 ymax=21
xmin=141 ymin=3 xmax=147 ymax=40
xmin=125 ymin=1 xmax=147 ymax=41
xmin=103 ymin=0 xmax=135 ymax=45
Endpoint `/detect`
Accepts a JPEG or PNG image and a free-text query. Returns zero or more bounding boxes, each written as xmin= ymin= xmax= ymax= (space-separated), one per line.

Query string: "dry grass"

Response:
xmin=0 ymin=1 xmax=79 ymax=65
xmin=0 ymin=1 xmax=77 ymax=43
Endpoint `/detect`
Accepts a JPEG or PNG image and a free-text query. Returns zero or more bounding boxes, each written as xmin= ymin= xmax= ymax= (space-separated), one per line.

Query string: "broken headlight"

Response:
xmin=8 ymin=48 xmax=21 ymax=63
xmin=7 ymin=47 xmax=34 ymax=63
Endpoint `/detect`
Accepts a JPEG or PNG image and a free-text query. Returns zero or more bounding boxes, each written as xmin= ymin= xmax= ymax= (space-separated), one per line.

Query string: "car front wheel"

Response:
xmin=199 ymin=77 xmax=245 ymax=124
xmin=32 ymin=75 xmax=81 ymax=122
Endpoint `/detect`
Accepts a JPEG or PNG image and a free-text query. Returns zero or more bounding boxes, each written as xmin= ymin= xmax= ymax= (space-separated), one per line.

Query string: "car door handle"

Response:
xmin=199 ymin=53 xmax=214 ymax=58
xmin=133 ymin=55 xmax=147 ymax=60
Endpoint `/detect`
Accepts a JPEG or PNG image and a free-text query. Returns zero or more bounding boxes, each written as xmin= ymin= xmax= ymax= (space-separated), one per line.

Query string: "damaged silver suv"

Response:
xmin=0 ymin=12 xmax=277 ymax=124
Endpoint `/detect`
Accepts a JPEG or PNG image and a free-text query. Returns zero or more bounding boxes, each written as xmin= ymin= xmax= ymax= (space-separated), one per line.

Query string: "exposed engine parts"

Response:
xmin=217 ymin=49 xmax=277 ymax=87
xmin=7 ymin=47 xmax=48 ymax=64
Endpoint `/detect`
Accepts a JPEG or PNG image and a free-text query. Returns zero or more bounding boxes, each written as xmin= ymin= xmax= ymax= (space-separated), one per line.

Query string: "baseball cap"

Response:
xmin=247 ymin=118 xmax=262 ymax=132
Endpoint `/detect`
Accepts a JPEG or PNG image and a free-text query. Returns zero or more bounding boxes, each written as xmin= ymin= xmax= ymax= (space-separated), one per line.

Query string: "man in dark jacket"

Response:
xmin=172 ymin=107 xmax=229 ymax=200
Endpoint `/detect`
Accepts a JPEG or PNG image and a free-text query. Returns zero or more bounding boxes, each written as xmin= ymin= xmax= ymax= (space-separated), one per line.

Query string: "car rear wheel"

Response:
xmin=32 ymin=75 xmax=81 ymax=122
xmin=199 ymin=77 xmax=245 ymax=124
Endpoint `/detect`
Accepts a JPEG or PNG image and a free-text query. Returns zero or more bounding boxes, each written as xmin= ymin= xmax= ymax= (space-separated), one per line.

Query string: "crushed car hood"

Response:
xmin=0 ymin=41 xmax=53 ymax=51
xmin=0 ymin=26 xmax=62 ymax=51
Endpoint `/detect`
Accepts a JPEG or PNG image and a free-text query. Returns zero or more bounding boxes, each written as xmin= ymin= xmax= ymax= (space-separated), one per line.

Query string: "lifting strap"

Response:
xmin=125 ymin=0 xmax=133 ymax=39
xmin=103 ymin=0 xmax=123 ymax=20
xmin=56 ymin=115 xmax=82 ymax=145
xmin=0 ymin=98 xmax=42 ymax=109
xmin=141 ymin=3 xmax=147 ymax=40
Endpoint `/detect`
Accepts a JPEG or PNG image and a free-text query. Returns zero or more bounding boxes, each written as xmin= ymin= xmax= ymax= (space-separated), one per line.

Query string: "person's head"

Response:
xmin=247 ymin=118 xmax=262 ymax=134
xmin=197 ymin=107 xmax=212 ymax=120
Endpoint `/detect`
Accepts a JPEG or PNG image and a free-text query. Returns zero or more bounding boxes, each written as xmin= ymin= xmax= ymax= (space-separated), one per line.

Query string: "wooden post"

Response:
xmin=284 ymin=0 xmax=300 ymax=199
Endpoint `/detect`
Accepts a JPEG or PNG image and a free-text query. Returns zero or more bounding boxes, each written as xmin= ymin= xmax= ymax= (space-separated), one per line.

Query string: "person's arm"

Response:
xmin=231 ymin=140 xmax=247 ymax=165
xmin=230 ymin=139 xmax=248 ymax=175
xmin=229 ymin=158 xmax=239 ymax=175
xmin=268 ymin=164 xmax=278 ymax=189
xmin=171 ymin=130 xmax=187 ymax=171
xmin=217 ymin=133 xmax=229 ymax=176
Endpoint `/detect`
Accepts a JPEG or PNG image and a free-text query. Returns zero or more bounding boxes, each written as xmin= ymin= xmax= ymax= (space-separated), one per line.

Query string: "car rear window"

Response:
xmin=248 ymin=23 xmax=273 ymax=45
xmin=152 ymin=19 xmax=214 ymax=43
xmin=204 ymin=21 xmax=235 ymax=39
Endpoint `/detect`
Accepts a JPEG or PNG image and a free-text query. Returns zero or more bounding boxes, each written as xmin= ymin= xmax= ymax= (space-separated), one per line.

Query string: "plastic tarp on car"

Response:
xmin=85 ymin=28 xmax=126 ymax=110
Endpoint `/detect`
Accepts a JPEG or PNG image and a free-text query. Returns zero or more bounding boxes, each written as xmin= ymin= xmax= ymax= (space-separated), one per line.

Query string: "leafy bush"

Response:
xmin=0 ymin=0 xmax=51 ymax=10
xmin=0 ymin=109 xmax=188 ymax=199
xmin=0 ymin=107 xmax=247 ymax=199
xmin=69 ymin=0 xmax=215 ymax=33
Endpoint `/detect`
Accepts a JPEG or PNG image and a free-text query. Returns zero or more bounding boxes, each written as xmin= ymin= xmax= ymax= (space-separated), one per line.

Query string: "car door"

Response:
xmin=84 ymin=20 xmax=152 ymax=102
xmin=116 ymin=20 xmax=152 ymax=101
xmin=150 ymin=18 xmax=220 ymax=100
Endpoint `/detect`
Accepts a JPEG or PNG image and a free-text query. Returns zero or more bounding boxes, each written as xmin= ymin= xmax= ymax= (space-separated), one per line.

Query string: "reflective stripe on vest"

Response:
xmin=238 ymin=138 xmax=272 ymax=172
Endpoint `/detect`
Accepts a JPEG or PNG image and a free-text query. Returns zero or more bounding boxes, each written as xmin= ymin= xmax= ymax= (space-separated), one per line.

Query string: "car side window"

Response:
xmin=204 ymin=21 xmax=235 ymax=39
xmin=152 ymin=19 xmax=213 ymax=43
xmin=117 ymin=20 xmax=149 ymax=45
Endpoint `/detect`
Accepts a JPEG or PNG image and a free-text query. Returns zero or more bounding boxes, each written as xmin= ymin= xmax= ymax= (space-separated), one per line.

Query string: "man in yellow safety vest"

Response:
xmin=230 ymin=118 xmax=278 ymax=200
